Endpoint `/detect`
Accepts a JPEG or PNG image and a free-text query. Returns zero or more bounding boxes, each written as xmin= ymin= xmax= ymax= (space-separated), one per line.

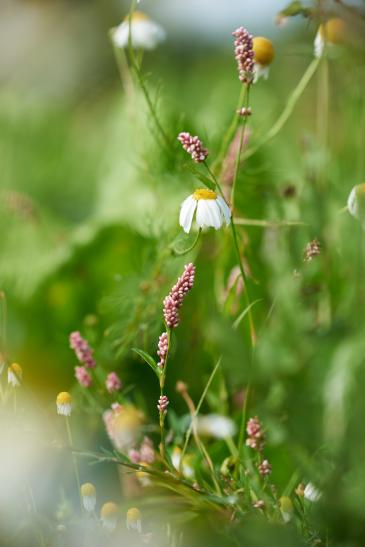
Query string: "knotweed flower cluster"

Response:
xmin=232 ymin=27 xmax=254 ymax=85
xmin=105 ymin=372 xmax=122 ymax=393
xmin=246 ymin=416 xmax=272 ymax=477
xmin=177 ymin=132 xmax=208 ymax=163
xmin=304 ymin=239 xmax=321 ymax=262
xmin=157 ymin=332 xmax=168 ymax=369
xmin=128 ymin=437 xmax=155 ymax=464
xmin=163 ymin=263 xmax=195 ymax=328
xmin=157 ymin=395 xmax=169 ymax=414
xmin=70 ymin=331 xmax=96 ymax=369
xmin=75 ymin=366 xmax=92 ymax=388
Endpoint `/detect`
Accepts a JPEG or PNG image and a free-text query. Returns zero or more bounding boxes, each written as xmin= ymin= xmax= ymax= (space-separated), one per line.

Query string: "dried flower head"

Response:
xmin=232 ymin=27 xmax=254 ymax=85
xmin=304 ymin=239 xmax=321 ymax=262
xmin=69 ymin=331 xmax=96 ymax=369
xmin=163 ymin=263 xmax=195 ymax=328
xmin=177 ymin=132 xmax=209 ymax=163
xmin=75 ymin=366 xmax=92 ymax=388
xmin=56 ymin=392 xmax=72 ymax=416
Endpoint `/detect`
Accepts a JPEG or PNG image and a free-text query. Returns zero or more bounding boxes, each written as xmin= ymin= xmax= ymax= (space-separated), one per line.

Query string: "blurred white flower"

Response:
xmin=304 ymin=482 xmax=322 ymax=502
xmin=126 ymin=507 xmax=142 ymax=533
xmin=80 ymin=483 xmax=96 ymax=512
xmin=314 ymin=18 xmax=347 ymax=58
xmin=196 ymin=414 xmax=237 ymax=439
xmin=112 ymin=11 xmax=166 ymax=50
xmin=347 ymin=183 xmax=365 ymax=222
xmin=179 ymin=189 xmax=231 ymax=234
xmin=279 ymin=496 xmax=293 ymax=523
xmin=100 ymin=502 xmax=118 ymax=531
xmin=171 ymin=447 xmax=194 ymax=478
xmin=56 ymin=392 xmax=72 ymax=416
xmin=252 ymin=37 xmax=274 ymax=83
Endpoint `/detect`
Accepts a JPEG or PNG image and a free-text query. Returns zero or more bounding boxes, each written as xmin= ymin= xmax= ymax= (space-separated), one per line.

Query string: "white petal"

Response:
xmin=314 ymin=31 xmax=324 ymax=58
xmin=179 ymin=195 xmax=197 ymax=233
xmin=196 ymin=199 xmax=209 ymax=228
xmin=216 ymin=196 xmax=231 ymax=225
xmin=347 ymin=187 xmax=357 ymax=218
xmin=207 ymin=200 xmax=223 ymax=230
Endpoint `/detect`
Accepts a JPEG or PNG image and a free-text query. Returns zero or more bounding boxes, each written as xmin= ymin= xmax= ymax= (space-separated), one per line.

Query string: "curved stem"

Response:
xmin=170 ymin=229 xmax=202 ymax=256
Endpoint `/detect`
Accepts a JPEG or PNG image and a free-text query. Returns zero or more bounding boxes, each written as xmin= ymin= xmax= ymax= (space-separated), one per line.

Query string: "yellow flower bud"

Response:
xmin=126 ymin=507 xmax=142 ymax=533
xmin=319 ymin=18 xmax=347 ymax=45
xmin=253 ymin=37 xmax=275 ymax=66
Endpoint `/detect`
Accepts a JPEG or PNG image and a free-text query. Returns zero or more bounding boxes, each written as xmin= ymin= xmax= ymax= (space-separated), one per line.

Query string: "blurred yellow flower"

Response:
xmin=126 ymin=507 xmax=142 ymax=533
xmin=100 ymin=502 xmax=118 ymax=531
xmin=7 ymin=363 xmax=22 ymax=387
xmin=56 ymin=392 xmax=72 ymax=416
xmin=314 ymin=18 xmax=348 ymax=57
xmin=80 ymin=483 xmax=96 ymax=512
xmin=253 ymin=37 xmax=274 ymax=82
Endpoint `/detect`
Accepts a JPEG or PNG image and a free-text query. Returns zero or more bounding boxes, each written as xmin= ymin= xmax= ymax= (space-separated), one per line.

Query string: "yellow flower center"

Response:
xmin=253 ymin=37 xmax=274 ymax=66
xmin=193 ymin=189 xmax=217 ymax=201
xmin=126 ymin=507 xmax=142 ymax=523
xmin=101 ymin=502 xmax=118 ymax=519
xmin=9 ymin=363 xmax=22 ymax=377
xmin=123 ymin=11 xmax=149 ymax=23
xmin=319 ymin=18 xmax=347 ymax=44
xmin=81 ymin=483 xmax=96 ymax=497
xmin=56 ymin=391 xmax=72 ymax=405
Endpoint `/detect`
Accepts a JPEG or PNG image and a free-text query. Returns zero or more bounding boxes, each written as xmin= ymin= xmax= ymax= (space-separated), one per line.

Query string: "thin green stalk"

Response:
xmin=170 ymin=229 xmax=202 ymax=256
xmin=159 ymin=327 xmax=171 ymax=462
xmin=65 ymin=417 xmax=82 ymax=511
xmin=231 ymin=85 xmax=250 ymax=209
xmin=242 ymin=57 xmax=320 ymax=162
xmin=317 ymin=54 xmax=329 ymax=190
xmin=235 ymin=217 xmax=306 ymax=227
xmin=0 ymin=290 xmax=7 ymax=355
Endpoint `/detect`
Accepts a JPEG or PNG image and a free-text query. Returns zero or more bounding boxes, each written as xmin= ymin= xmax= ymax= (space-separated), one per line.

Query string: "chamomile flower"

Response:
xmin=314 ymin=17 xmax=347 ymax=58
xmin=304 ymin=482 xmax=322 ymax=502
xmin=100 ymin=502 xmax=119 ymax=532
xmin=195 ymin=414 xmax=237 ymax=439
xmin=126 ymin=507 xmax=142 ymax=533
xmin=347 ymin=183 xmax=365 ymax=222
xmin=252 ymin=37 xmax=274 ymax=82
xmin=80 ymin=483 xmax=96 ymax=512
xmin=112 ymin=11 xmax=165 ymax=50
xmin=7 ymin=363 xmax=22 ymax=387
xmin=179 ymin=189 xmax=231 ymax=234
xmin=56 ymin=392 xmax=72 ymax=417
xmin=171 ymin=447 xmax=194 ymax=479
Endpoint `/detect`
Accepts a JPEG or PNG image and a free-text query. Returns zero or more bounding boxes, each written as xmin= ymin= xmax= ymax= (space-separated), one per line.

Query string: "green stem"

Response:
xmin=231 ymin=85 xmax=250 ymax=210
xmin=170 ymin=229 xmax=202 ymax=256
xmin=242 ymin=57 xmax=320 ymax=162
xmin=0 ymin=290 xmax=7 ymax=356
xmin=65 ymin=417 xmax=82 ymax=511
xmin=159 ymin=327 xmax=171 ymax=462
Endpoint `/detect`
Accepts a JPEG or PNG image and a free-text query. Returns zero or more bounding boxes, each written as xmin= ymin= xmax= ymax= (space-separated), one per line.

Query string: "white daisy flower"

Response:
xmin=7 ymin=363 xmax=22 ymax=387
xmin=112 ymin=11 xmax=166 ymax=50
xmin=100 ymin=502 xmax=118 ymax=532
xmin=56 ymin=391 xmax=72 ymax=417
xmin=304 ymin=482 xmax=322 ymax=502
xmin=81 ymin=483 xmax=96 ymax=512
xmin=179 ymin=189 xmax=231 ymax=234
xmin=171 ymin=447 xmax=194 ymax=478
xmin=314 ymin=18 xmax=347 ymax=58
xmin=252 ymin=37 xmax=274 ymax=83
xmin=347 ymin=183 xmax=365 ymax=222
xmin=126 ymin=507 xmax=142 ymax=533
xmin=195 ymin=414 xmax=237 ymax=439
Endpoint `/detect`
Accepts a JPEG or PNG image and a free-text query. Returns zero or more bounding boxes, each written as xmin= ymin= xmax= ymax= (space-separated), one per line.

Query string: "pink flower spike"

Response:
xmin=157 ymin=332 xmax=169 ymax=369
xmin=162 ymin=263 xmax=196 ymax=329
xmin=157 ymin=395 xmax=169 ymax=414
xmin=106 ymin=372 xmax=122 ymax=393
xmin=177 ymin=132 xmax=208 ymax=163
xmin=232 ymin=26 xmax=254 ymax=85
xmin=75 ymin=366 xmax=92 ymax=388
xmin=69 ymin=331 xmax=96 ymax=369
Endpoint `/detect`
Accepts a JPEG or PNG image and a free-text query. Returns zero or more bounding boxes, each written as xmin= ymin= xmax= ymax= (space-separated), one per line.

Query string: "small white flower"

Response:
xmin=7 ymin=363 xmax=22 ymax=387
xmin=101 ymin=502 xmax=118 ymax=532
xmin=126 ymin=507 xmax=142 ymax=533
xmin=56 ymin=392 xmax=72 ymax=417
xmin=304 ymin=482 xmax=322 ymax=502
xmin=80 ymin=483 xmax=96 ymax=512
xmin=195 ymin=414 xmax=237 ymax=439
xmin=112 ymin=11 xmax=165 ymax=50
xmin=179 ymin=189 xmax=231 ymax=234
xmin=171 ymin=447 xmax=194 ymax=478
xmin=347 ymin=183 xmax=365 ymax=222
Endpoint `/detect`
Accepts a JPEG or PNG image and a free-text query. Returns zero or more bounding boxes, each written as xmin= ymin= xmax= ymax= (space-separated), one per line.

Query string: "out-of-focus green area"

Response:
xmin=1 ymin=0 xmax=365 ymax=545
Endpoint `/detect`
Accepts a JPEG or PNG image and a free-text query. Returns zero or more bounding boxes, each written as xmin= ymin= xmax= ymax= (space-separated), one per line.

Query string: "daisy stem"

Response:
xmin=65 ymin=417 xmax=82 ymax=511
xmin=170 ymin=229 xmax=202 ymax=256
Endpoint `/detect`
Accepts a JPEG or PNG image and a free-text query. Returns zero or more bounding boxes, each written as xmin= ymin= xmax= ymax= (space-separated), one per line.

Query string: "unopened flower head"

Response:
xmin=163 ymin=263 xmax=195 ymax=328
xmin=232 ymin=27 xmax=254 ymax=85
xmin=81 ymin=483 xmax=96 ymax=512
xmin=157 ymin=394 xmax=169 ymax=414
xmin=252 ymin=37 xmax=274 ymax=82
xmin=112 ymin=11 xmax=166 ymax=50
xmin=69 ymin=331 xmax=96 ymax=369
xmin=8 ymin=362 xmax=22 ymax=387
xmin=314 ymin=17 xmax=347 ymax=58
xmin=105 ymin=372 xmax=122 ymax=393
xmin=348 ymin=183 xmax=365 ymax=223
xmin=179 ymin=189 xmax=231 ymax=234
xmin=237 ymin=107 xmax=252 ymax=117
xmin=126 ymin=507 xmax=142 ymax=533
xmin=75 ymin=366 xmax=92 ymax=388
xmin=56 ymin=392 xmax=72 ymax=416
xmin=100 ymin=502 xmax=118 ymax=531
xmin=196 ymin=414 xmax=237 ymax=439
xmin=304 ymin=482 xmax=322 ymax=502
xmin=177 ymin=132 xmax=208 ymax=163
xmin=157 ymin=332 xmax=168 ymax=369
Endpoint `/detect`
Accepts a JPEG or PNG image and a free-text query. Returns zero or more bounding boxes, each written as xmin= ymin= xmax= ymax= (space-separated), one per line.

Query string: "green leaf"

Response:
xmin=132 ymin=347 xmax=160 ymax=378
